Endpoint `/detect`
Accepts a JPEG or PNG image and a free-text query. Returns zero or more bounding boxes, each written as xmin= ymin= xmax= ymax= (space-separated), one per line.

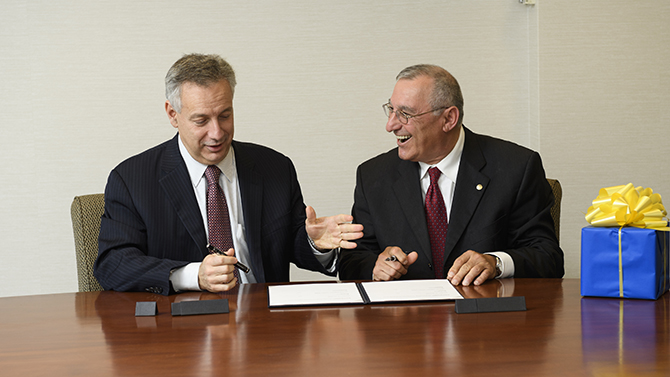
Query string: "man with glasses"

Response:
xmin=95 ymin=53 xmax=363 ymax=294
xmin=339 ymin=64 xmax=563 ymax=285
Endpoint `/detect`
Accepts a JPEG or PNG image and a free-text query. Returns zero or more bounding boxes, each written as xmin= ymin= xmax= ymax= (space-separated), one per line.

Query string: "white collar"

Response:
xmin=418 ymin=126 xmax=465 ymax=181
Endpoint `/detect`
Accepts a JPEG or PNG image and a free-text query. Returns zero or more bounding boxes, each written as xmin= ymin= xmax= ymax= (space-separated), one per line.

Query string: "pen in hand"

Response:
xmin=206 ymin=244 xmax=251 ymax=274
xmin=385 ymin=250 xmax=413 ymax=263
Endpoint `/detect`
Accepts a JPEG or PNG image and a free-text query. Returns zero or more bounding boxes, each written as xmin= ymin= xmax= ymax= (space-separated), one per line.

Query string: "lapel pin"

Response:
xmin=476 ymin=184 xmax=483 ymax=191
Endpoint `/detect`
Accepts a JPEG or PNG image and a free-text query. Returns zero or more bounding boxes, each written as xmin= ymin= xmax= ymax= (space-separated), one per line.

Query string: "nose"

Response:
xmin=207 ymin=119 xmax=224 ymax=140
xmin=386 ymin=112 xmax=401 ymax=133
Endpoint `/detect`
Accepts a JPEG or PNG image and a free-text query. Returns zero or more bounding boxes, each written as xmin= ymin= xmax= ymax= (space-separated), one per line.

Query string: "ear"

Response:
xmin=165 ymin=100 xmax=179 ymax=129
xmin=441 ymin=106 xmax=460 ymax=133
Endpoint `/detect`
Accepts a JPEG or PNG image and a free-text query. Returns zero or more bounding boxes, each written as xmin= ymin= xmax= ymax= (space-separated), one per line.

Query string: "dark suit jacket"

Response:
xmin=339 ymin=127 xmax=564 ymax=280
xmin=94 ymin=134 xmax=331 ymax=294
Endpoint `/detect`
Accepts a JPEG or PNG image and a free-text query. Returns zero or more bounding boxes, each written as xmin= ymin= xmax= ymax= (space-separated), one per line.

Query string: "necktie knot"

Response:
xmin=428 ymin=167 xmax=441 ymax=185
xmin=205 ymin=165 xmax=221 ymax=187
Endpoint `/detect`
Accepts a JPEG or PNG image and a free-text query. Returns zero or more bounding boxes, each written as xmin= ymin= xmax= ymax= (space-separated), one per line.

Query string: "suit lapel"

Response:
xmin=159 ymin=135 xmax=208 ymax=257
xmin=234 ymin=142 xmax=266 ymax=282
xmin=393 ymin=159 xmax=432 ymax=261
xmin=444 ymin=128 xmax=488 ymax=261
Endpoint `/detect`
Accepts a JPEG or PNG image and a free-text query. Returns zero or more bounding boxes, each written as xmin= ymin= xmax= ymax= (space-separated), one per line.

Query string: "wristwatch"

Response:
xmin=493 ymin=255 xmax=502 ymax=278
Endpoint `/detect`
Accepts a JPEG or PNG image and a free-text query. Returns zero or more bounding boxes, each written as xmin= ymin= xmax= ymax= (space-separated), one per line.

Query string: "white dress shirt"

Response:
xmin=418 ymin=128 xmax=514 ymax=278
xmin=170 ymin=138 xmax=337 ymax=291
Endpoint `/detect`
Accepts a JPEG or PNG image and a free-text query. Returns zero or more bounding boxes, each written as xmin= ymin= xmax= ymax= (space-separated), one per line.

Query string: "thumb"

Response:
xmin=407 ymin=251 xmax=419 ymax=265
xmin=305 ymin=205 xmax=317 ymax=224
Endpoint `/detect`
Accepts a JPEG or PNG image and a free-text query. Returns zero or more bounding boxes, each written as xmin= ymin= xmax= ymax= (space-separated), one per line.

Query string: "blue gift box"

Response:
xmin=581 ymin=226 xmax=670 ymax=299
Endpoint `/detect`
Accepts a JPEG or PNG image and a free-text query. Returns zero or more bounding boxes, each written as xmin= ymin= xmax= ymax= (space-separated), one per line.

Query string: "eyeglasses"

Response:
xmin=382 ymin=102 xmax=450 ymax=124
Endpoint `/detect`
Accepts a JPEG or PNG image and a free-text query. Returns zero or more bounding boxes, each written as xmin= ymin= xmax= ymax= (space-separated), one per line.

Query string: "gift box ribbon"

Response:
xmin=585 ymin=184 xmax=669 ymax=297
xmin=585 ymin=183 xmax=668 ymax=229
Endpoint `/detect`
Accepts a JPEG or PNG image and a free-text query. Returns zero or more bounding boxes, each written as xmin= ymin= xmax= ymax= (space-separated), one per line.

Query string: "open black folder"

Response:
xmin=267 ymin=279 xmax=463 ymax=308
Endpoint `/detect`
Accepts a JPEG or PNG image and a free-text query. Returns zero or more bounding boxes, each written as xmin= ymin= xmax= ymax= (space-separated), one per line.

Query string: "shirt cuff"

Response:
xmin=308 ymin=237 xmax=340 ymax=273
xmin=485 ymin=251 xmax=514 ymax=279
xmin=169 ymin=262 xmax=202 ymax=292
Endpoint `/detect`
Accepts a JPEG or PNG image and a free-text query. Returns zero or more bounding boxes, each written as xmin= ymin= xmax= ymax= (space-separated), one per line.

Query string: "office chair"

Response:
xmin=70 ymin=194 xmax=105 ymax=292
xmin=546 ymin=179 xmax=562 ymax=242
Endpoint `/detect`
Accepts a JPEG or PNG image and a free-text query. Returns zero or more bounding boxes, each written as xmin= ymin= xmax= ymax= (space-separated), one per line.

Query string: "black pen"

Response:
xmin=385 ymin=250 xmax=412 ymax=262
xmin=206 ymin=244 xmax=251 ymax=273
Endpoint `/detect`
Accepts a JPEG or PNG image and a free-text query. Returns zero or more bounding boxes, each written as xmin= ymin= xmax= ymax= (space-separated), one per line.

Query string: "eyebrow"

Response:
xmin=391 ymin=102 xmax=415 ymax=114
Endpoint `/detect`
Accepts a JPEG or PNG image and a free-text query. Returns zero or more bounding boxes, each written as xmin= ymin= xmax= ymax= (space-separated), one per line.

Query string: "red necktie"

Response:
xmin=205 ymin=165 xmax=239 ymax=283
xmin=425 ymin=167 xmax=448 ymax=279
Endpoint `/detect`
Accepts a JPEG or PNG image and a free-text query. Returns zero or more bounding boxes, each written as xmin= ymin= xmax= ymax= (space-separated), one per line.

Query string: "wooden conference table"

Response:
xmin=0 ymin=279 xmax=668 ymax=376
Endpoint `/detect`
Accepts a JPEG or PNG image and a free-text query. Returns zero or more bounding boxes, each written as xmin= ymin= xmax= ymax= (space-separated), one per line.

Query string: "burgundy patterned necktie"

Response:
xmin=205 ymin=165 xmax=239 ymax=284
xmin=425 ymin=167 xmax=448 ymax=279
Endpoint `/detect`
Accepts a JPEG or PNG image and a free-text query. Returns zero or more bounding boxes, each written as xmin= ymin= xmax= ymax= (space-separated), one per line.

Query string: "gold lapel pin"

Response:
xmin=476 ymin=184 xmax=483 ymax=191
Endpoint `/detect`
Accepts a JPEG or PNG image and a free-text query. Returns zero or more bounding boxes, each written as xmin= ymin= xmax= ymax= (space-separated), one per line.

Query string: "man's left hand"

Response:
xmin=305 ymin=206 xmax=364 ymax=250
xmin=447 ymin=250 xmax=496 ymax=286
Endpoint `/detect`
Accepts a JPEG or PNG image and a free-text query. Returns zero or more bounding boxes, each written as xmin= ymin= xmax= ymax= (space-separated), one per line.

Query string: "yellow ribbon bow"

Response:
xmin=585 ymin=183 xmax=669 ymax=230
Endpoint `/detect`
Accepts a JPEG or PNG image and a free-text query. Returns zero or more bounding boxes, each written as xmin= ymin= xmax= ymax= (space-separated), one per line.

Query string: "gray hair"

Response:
xmin=165 ymin=53 xmax=237 ymax=113
xmin=396 ymin=64 xmax=464 ymax=126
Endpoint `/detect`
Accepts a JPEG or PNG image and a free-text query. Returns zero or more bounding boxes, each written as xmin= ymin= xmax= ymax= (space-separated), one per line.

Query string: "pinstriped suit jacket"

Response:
xmin=339 ymin=127 xmax=564 ymax=280
xmin=94 ymin=134 xmax=330 ymax=294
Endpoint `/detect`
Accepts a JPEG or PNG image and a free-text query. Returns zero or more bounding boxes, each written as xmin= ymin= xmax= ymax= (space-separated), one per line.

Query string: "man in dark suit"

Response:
xmin=339 ymin=64 xmax=563 ymax=285
xmin=94 ymin=54 xmax=363 ymax=295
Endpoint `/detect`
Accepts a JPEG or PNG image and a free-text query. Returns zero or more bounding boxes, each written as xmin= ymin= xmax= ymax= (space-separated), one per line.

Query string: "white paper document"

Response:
xmin=267 ymin=280 xmax=463 ymax=308
xmin=360 ymin=279 xmax=463 ymax=303
xmin=268 ymin=282 xmax=366 ymax=307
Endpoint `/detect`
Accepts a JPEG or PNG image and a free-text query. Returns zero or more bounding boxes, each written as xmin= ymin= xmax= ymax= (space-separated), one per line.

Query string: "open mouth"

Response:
xmin=396 ymin=135 xmax=411 ymax=144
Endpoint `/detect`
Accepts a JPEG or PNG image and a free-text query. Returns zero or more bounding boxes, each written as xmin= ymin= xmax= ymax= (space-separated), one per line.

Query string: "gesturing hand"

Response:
xmin=305 ymin=206 xmax=364 ymax=250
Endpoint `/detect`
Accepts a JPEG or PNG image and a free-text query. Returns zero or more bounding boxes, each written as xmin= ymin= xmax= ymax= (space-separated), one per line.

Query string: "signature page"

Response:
xmin=268 ymin=282 xmax=365 ymax=307
xmin=361 ymin=279 xmax=463 ymax=303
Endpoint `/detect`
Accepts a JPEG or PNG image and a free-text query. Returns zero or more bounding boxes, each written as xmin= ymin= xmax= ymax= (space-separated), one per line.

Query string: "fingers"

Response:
xmin=338 ymin=224 xmax=363 ymax=249
xmin=330 ymin=213 xmax=355 ymax=224
xmin=198 ymin=251 xmax=238 ymax=292
xmin=337 ymin=223 xmax=364 ymax=249
xmin=305 ymin=207 xmax=364 ymax=250
xmin=447 ymin=250 xmax=496 ymax=286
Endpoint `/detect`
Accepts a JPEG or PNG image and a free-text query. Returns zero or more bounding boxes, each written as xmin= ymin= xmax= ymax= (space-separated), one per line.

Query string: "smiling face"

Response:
xmin=385 ymin=76 xmax=459 ymax=165
xmin=166 ymin=79 xmax=234 ymax=165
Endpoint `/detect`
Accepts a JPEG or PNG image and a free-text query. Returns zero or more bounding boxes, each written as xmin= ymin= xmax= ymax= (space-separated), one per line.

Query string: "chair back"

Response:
xmin=546 ymin=179 xmax=562 ymax=242
xmin=71 ymin=194 xmax=105 ymax=292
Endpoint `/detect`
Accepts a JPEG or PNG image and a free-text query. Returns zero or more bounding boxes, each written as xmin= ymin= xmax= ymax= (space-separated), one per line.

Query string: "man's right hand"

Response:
xmin=198 ymin=248 xmax=238 ymax=292
xmin=372 ymin=246 xmax=418 ymax=281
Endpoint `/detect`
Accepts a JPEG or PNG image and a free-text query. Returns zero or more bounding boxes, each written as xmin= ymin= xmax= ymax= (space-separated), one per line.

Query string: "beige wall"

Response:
xmin=538 ymin=1 xmax=670 ymax=280
xmin=0 ymin=1 xmax=667 ymax=297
